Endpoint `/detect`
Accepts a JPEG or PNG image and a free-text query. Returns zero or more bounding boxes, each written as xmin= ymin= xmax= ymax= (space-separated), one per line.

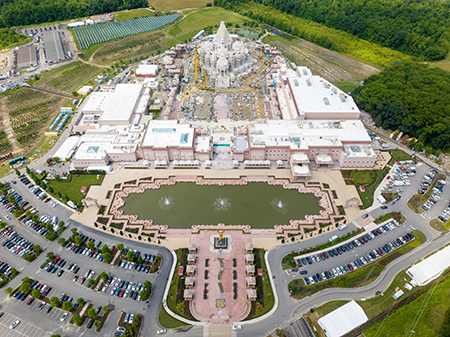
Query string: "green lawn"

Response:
xmin=48 ymin=175 xmax=104 ymax=205
xmin=114 ymin=9 xmax=155 ymax=21
xmin=332 ymin=81 xmax=361 ymax=94
xmin=158 ymin=305 xmax=188 ymax=329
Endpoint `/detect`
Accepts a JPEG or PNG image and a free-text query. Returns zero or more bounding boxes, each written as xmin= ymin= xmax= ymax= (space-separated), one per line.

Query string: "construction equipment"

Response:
xmin=194 ymin=44 xmax=200 ymax=83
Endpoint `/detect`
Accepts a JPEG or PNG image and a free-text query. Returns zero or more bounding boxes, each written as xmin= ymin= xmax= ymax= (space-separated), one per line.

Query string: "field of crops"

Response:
xmin=31 ymin=62 xmax=102 ymax=93
xmin=73 ymin=14 xmax=180 ymax=49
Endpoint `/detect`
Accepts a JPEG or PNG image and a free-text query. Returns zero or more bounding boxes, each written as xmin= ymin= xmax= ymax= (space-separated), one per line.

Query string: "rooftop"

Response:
xmin=287 ymin=76 xmax=359 ymax=117
xmin=99 ymin=84 xmax=143 ymax=122
xmin=142 ymin=120 xmax=195 ymax=149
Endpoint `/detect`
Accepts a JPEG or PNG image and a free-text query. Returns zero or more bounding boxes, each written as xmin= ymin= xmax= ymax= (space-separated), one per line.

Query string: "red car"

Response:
xmin=80 ymin=277 xmax=86 ymax=285
xmin=26 ymin=298 xmax=34 ymax=305
xmin=118 ymin=289 xmax=125 ymax=297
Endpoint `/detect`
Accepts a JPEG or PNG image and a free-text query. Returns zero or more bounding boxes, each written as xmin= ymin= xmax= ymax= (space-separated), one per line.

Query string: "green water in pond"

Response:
xmin=119 ymin=182 xmax=324 ymax=228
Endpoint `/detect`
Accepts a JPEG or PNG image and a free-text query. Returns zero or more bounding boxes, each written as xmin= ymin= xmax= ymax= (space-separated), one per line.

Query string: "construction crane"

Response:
xmin=194 ymin=44 xmax=200 ymax=83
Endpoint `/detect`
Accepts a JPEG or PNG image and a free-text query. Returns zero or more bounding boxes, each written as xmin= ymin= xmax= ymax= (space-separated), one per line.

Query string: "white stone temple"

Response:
xmin=198 ymin=21 xmax=252 ymax=88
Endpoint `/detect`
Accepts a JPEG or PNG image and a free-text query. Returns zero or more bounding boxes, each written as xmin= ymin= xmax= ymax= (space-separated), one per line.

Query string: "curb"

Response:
xmin=161 ymin=250 xmax=206 ymax=326
xmin=236 ymin=250 xmax=279 ymax=325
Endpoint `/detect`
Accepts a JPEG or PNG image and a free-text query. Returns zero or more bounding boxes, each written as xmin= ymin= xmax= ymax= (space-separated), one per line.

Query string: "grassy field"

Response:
xmin=90 ymin=31 xmax=169 ymax=66
xmin=163 ymin=7 xmax=247 ymax=44
xmin=150 ymin=0 xmax=211 ymax=11
xmin=29 ymin=62 xmax=104 ymax=94
xmin=158 ymin=305 xmax=188 ymax=329
xmin=430 ymin=62 xmax=450 ymax=72
xmin=114 ymin=9 xmax=155 ymax=21
xmin=48 ymin=174 xmax=104 ymax=205
xmin=288 ymin=230 xmax=425 ymax=299
xmin=265 ymin=36 xmax=379 ymax=83
xmin=429 ymin=218 xmax=450 ymax=232
xmin=332 ymin=81 xmax=361 ymax=94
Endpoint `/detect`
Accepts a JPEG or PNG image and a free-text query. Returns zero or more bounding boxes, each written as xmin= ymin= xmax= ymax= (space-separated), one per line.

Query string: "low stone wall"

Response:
xmin=101 ymin=175 xmax=343 ymax=239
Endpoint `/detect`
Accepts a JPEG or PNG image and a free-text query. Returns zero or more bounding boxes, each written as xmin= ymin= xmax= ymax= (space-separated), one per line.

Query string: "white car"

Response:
xmin=232 ymin=325 xmax=242 ymax=331
xmin=157 ymin=329 xmax=167 ymax=335
xmin=10 ymin=320 xmax=20 ymax=329
xmin=60 ymin=313 xmax=68 ymax=321
xmin=5 ymin=215 xmax=10 ymax=220
xmin=117 ymin=327 xmax=126 ymax=333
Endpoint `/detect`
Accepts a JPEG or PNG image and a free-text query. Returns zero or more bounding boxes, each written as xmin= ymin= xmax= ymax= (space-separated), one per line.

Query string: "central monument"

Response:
xmin=214 ymin=229 xmax=228 ymax=249
xmin=198 ymin=21 xmax=252 ymax=88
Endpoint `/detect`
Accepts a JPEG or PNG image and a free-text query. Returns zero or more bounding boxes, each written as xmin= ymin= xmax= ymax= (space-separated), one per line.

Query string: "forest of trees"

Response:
xmin=216 ymin=0 xmax=450 ymax=61
xmin=0 ymin=28 xmax=29 ymax=49
xmin=0 ymin=0 xmax=148 ymax=28
xmin=353 ymin=62 xmax=450 ymax=152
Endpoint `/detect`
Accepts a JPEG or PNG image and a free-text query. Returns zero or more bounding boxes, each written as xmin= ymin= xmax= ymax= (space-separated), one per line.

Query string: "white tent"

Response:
xmin=53 ymin=136 xmax=80 ymax=160
xmin=318 ymin=301 xmax=368 ymax=337
xmin=407 ymin=244 xmax=450 ymax=286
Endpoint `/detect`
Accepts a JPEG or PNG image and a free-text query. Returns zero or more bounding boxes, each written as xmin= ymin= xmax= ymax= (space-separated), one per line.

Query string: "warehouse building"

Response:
xmin=42 ymin=30 xmax=66 ymax=64
xmin=16 ymin=46 xmax=38 ymax=69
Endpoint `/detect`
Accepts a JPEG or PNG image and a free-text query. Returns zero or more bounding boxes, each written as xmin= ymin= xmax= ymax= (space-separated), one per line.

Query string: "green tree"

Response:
xmin=46 ymin=251 xmax=55 ymax=260
xmin=102 ymin=306 xmax=109 ymax=313
xmin=77 ymin=297 xmax=85 ymax=306
xmin=88 ymin=278 xmax=96 ymax=287
xmin=103 ymin=252 xmax=112 ymax=263
xmin=46 ymin=223 xmax=53 ymax=231
xmin=74 ymin=235 xmax=83 ymax=246
xmin=100 ymin=271 xmax=108 ymax=281
xmin=31 ymin=289 xmax=41 ymax=299
xmin=50 ymin=296 xmax=60 ymax=307
xmin=62 ymin=301 xmax=73 ymax=311
xmin=58 ymin=238 xmax=67 ymax=247
xmin=72 ymin=314 xmax=82 ymax=326
xmin=33 ymin=245 xmax=42 ymax=255
xmin=0 ymin=221 xmax=7 ymax=229
xmin=117 ymin=243 xmax=124 ymax=251
xmin=126 ymin=250 xmax=135 ymax=261
xmin=94 ymin=320 xmax=101 ymax=328
xmin=19 ymin=282 xmax=30 ymax=293
xmin=101 ymin=244 xmax=110 ymax=254
xmin=143 ymin=280 xmax=152 ymax=291
xmin=46 ymin=231 xmax=58 ymax=241
xmin=135 ymin=313 xmax=142 ymax=321
xmin=51 ymin=335 xmax=61 ymax=337
xmin=4 ymin=287 xmax=13 ymax=294
xmin=15 ymin=168 xmax=20 ymax=176
xmin=140 ymin=289 xmax=150 ymax=301
xmin=87 ymin=241 xmax=95 ymax=250
xmin=87 ymin=308 xmax=97 ymax=319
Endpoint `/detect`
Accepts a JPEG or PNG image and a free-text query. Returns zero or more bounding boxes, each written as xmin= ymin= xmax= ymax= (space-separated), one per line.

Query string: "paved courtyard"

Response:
xmin=189 ymin=230 xmax=253 ymax=324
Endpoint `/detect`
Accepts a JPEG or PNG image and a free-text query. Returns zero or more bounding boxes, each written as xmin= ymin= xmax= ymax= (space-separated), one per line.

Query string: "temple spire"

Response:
xmin=214 ymin=21 xmax=231 ymax=46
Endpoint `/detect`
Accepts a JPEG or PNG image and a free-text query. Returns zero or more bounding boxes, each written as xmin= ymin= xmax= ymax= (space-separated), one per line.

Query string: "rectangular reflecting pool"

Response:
xmin=119 ymin=182 xmax=324 ymax=228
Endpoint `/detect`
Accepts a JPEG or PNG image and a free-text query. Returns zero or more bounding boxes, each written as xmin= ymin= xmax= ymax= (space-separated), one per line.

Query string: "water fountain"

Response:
xmin=271 ymin=199 xmax=288 ymax=214
xmin=214 ymin=198 xmax=231 ymax=211
xmin=158 ymin=196 xmax=174 ymax=210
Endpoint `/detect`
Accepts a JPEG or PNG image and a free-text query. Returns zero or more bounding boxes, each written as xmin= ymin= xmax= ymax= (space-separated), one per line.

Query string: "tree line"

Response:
xmin=353 ymin=61 xmax=450 ymax=153
xmin=0 ymin=0 xmax=148 ymax=28
xmin=215 ymin=0 xmax=449 ymax=61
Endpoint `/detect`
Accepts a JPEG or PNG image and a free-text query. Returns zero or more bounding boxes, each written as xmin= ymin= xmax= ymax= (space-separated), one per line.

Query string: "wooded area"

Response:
xmin=215 ymin=1 xmax=408 ymax=67
xmin=353 ymin=61 xmax=450 ymax=152
xmin=0 ymin=28 xmax=29 ymax=48
xmin=217 ymin=0 xmax=450 ymax=61
xmin=0 ymin=0 xmax=148 ymax=28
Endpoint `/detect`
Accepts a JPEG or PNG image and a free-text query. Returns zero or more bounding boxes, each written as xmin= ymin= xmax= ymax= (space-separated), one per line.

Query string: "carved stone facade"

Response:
xmin=198 ymin=21 xmax=251 ymax=78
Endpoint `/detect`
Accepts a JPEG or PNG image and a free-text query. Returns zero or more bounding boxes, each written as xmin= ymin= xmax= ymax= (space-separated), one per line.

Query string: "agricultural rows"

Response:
xmin=94 ymin=32 xmax=164 ymax=58
xmin=41 ymin=63 xmax=102 ymax=92
xmin=73 ymin=14 xmax=180 ymax=49
xmin=6 ymin=89 xmax=48 ymax=106
xmin=9 ymin=98 xmax=60 ymax=116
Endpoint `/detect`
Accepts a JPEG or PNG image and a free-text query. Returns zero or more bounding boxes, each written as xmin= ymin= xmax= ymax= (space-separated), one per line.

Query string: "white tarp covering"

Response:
xmin=53 ymin=136 xmax=80 ymax=160
xmin=407 ymin=244 xmax=450 ymax=286
xmin=318 ymin=300 xmax=368 ymax=337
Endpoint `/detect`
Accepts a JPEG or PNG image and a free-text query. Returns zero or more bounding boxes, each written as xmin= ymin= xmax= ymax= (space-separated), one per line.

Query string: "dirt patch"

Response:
xmin=268 ymin=39 xmax=379 ymax=81
xmin=0 ymin=51 xmax=9 ymax=70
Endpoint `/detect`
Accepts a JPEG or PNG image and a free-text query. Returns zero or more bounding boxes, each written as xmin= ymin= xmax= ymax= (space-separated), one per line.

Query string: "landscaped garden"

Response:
xmin=342 ymin=149 xmax=412 ymax=208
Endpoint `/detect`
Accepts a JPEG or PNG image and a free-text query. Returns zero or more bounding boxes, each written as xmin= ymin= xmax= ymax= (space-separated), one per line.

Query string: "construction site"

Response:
xmin=131 ymin=21 xmax=280 ymax=124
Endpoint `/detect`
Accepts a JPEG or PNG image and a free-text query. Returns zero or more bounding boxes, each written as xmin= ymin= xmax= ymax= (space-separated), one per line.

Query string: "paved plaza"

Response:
xmin=189 ymin=230 xmax=253 ymax=324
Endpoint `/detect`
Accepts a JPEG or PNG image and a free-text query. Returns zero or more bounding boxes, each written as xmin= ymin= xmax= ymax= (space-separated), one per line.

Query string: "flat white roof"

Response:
xmin=287 ymin=76 xmax=359 ymax=116
xmin=407 ymin=244 xmax=450 ymax=286
xmin=318 ymin=300 xmax=368 ymax=337
xmin=248 ymin=120 xmax=371 ymax=149
xmin=137 ymin=64 xmax=158 ymax=75
xmin=80 ymin=92 xmax=110 ymax=113
xmin=74 ymin=142 xmax=137 ymax=160
xmin=99 ymin=83 xmax=143 ymax=122
xmin=53 ymin=136 xmax=80 ymax=160
xmin=142 ymin=120 xmax=195 ymax=148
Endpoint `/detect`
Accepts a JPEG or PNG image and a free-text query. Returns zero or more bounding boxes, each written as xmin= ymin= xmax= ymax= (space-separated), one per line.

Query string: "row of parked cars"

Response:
xmin=44 ymin=256 xmax=67 ymax=277
xmin=21 ymin=214 xmax=54 ymax=237
xmin=12 ymin=280 xmax=52 ymax=305
xmin=116 ymin=259 xmax=152 ymax=273
xmin=109 ymin=277 xmax=144 ymax=301
xmin=1 ymin=228 xmax=35 ymax=257
xmin=302 ymin=221 xmax=414 ymax=285
xmin=419 ymin=171 xmax=445 ymax=211
xmin=438 ymin=202 xmax=450 ymax=223
xmin=66 ymin=242 xmax=106 ymax=262
xmin=0 ymin=261 xmax=14 ymax=277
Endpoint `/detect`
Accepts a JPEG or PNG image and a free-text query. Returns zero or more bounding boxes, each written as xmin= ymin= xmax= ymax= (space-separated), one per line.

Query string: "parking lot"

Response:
xmin=0 ymin=311 xmax=50 ymax=337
